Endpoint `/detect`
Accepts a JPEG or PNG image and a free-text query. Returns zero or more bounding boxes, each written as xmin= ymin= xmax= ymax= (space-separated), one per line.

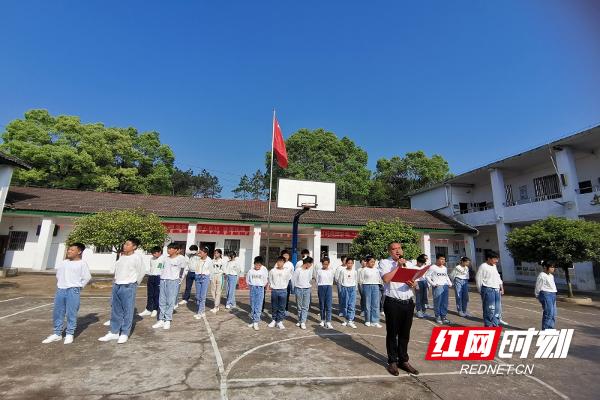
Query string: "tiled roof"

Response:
xmin=4 ymin=186 xmax=476 ymax=233
xmin=0 ymin=151 xmax=31 ymax=169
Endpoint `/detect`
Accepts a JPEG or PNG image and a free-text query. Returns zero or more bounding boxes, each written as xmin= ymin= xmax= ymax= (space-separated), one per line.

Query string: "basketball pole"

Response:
xmin=265 ymin=109 xmax=276 ymax=269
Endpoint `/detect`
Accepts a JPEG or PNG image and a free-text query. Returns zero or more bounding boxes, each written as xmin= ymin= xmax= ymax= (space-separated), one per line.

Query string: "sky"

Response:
xmin=1 ymin=0 xmax=599 ymax=197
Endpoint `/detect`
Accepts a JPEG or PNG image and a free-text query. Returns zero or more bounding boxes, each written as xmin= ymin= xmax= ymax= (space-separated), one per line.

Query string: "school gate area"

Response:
xmin=0 ymin=275 xmax=598 ymax=400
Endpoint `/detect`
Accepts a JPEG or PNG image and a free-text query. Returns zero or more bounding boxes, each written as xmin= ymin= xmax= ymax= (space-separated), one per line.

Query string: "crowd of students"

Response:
xmin=42 ymin=239 xmax=558 ymax=353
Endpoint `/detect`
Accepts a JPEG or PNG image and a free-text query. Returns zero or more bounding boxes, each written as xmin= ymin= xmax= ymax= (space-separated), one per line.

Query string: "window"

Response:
xmin=533 ymin=174 xmax=561 ymax=200
xmin=7 ymin=231 xmax=28 ymax=251
xmin=224 ymin=239 xmax=241 ymax=254
xmin=337 ymin=243 xmax=351 ymax=258
xmin=36 ymin=225 xmax=60 ymax=237
xmin=578 ymin=180 xmax=593 ymax=194
xmin=505 ymin=184 xmax=514 ymax=206
xmin=519 ymin=185 xmax=528 ymax=201
xmin=434 ymin=246 xmax=448 ymax=258
xmin=95 ymin=246 xmax=113 ymax=254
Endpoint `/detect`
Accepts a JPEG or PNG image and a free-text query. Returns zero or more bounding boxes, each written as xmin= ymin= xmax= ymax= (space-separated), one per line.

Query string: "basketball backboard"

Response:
xmin=276 ymin=178 xmax=336 ymax=212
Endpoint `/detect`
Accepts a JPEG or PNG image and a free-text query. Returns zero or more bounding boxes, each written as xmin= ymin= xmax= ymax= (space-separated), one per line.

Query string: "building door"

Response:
xmin=320 ymin=245 xmax=329 ymax=261
xmin=199 ymin=241 xmax=216 ymax=258
xmin=0 ymin=235 xmax=8 ymax=268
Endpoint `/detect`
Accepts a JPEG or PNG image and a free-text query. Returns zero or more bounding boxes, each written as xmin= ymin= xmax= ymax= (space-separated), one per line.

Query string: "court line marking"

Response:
xmin=201 ymin=314 xmax=226 ymax=400
xmin=227 ymin=371 xmax=461 ymax=384
xmin=0 ymin=297 xmax=24 ymax=303
xmin=500 ymin=303 xmax=594 ymax=328
xmin=0 ymin=303 xmax=53 ymax=320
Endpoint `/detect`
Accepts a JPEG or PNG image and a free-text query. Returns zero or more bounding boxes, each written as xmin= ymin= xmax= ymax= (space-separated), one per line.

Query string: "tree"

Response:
xmin=0 ymin=109 xmax=175 ymax=194
xmin=506 ymin=216 xmax=600 ymax=297
xmin=265 ymin=128 xmax=371 ymax=205
xmin=233 ymin=174 xmax=252 ymax=199
xmin=371 ymin=151 xmax=453 ymax=208
xmin=68 ymin=209 xmax=168 ymax=258
xmin=249 ymin=170 xmax=267 ymax=200
xmin=350 ymin=219 xmax=421 ymax=260
xmin=172 ymin=167 xmax=222 ymax=198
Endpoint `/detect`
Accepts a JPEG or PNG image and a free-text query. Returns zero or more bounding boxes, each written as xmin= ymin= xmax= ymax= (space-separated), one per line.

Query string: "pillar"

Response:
xmin=554 ymin=146 xmax=580 ymax=219
xmin=313 ymin=228 xmax=322 ymax=262
xmin=489 ymin=168 xmax=516 ymax=282
xmin=252 ymin=225 xmax=261 ymax=262
xmin=464 ymin=234 xmax=476 ymax=264
xmin=185 ymin=223 xmax=197 ymax=252
xmin=33 ymin=218 xmax=54 ymax=271
xmin=0 ymin=165 xmax=14 ymax=222
xmin=421 ymin=233 xmax=432 ymax=262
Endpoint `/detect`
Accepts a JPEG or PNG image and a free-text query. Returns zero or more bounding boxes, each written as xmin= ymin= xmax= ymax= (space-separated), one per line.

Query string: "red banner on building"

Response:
xmin=162 ymin=223 xmax=189 ymax=234
xmin=197 ymin=224 xmax=251 ymax=236
xmin=321 ymin=229 xmax=359 ymax=239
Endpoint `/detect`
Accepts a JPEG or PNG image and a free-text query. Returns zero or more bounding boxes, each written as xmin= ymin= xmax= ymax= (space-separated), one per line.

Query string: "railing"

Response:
xmin=504 ymin=192 xmax=562 ymax=207
xmin=453 ymin=202 xmax=494 ymax=215
xmin=575 ymin=186 xmax=600 ymax=194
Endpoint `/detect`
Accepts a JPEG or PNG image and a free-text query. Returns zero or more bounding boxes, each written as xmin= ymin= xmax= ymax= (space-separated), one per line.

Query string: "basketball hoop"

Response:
xmin=300 ymin=202 xmax=317 ymax=210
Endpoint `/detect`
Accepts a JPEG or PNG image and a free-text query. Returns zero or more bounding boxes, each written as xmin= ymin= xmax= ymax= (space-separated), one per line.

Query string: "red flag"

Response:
xmin=273 ymin=115 xmax=288 ymax=169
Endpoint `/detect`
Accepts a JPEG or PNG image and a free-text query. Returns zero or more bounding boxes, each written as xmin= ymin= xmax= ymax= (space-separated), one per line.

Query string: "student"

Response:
xmin=426 ymin=255 xmax=452 ymax=324
xmin=358 ymin=255 xmax=383 ymax=327
xmin=450 ymin=257 xmax=471 ymax=318
xmin=295 ymin=248 xmax=311 ymax=270
xmin=246 ymin=256 xmax=268 ymax=330
xmin=358 ymin=258 xmax=367 ymax=316
xmin=338 ymin=257 xmax=358 ymax=328
xmin=281 ymin=250 xmax=295 ymax=315
xmin=179 ymin=245 xmax=198 ymax=306
xmin=316 ymin=257 xmax=334 ymax=328
xmin=193 ymin=246 xmax=214 ymax=319
xmin=139 ymin=246 xmax=164 ymax=318
xmin=413 ymin=254 xmax=431 ymax=318
xmin=476 ymin=251 xmax=503 ymax=327
xmin=210 ymin=249 xmax=226 ymax=313
xmin=42 ymin=243 xmax=91 ymax=345
xmin=292 ymin=256 xmax=314 ymax=329
xmin=152 ymin=243 xmax=187 ymax=330
xmin=268 ymin=256 xmax=292 ymax=329
xmin=335 ymin=255 xmax=348 ymax=317
xmin=535 ymin=260 xmax=557 ymax=330
xmin=99 ymin=238 xmax=146 ymax=344
xmin=224 ymin=251 xmax=242 ymax=309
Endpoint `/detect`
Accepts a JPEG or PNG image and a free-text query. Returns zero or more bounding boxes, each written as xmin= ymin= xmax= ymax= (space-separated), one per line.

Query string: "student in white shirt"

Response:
xmin=152 ymin=243 xmax=187 ymax=330
xmin=281 ymin=250 xmax=295 ymax=315
xmin=338 ymin=257 xmax=358 ymax=328
xmin=425 ymin=254 xmax=452 ymax=324
xmin=357 ymin=258 xmax=367 ymax=317
xmin=193 ymin=246 xmax=214 ymax=319
xmin=450 ymin=256 xmax=471 ymax=318
xmin=268 ymin=256 xmax=293 ymax=329
xmin=535 ymin=261 xmax=558 ymax=330
xmin=358 ymin=255 xmax=383 ymax=327
xmin=316 ymin=257 xmax=335 ymax=328
xmin=246 ymin=256 xmax=269 ymax=330
xmin=224 ymin=251 xmax=242 ymax=309
xmin=42 ymin=243 xmax=92 ymax=345
xmin=139 ymin=246 xmax=164 ymax=318
xmin=99 ymin=238 xmax=146 ymax=344
xmin=334 ymin=255 xmax=347 ymax=317
xmin=210 ymin=249 xmax=226 ymax=313
xmin=179 ymin=245 xmax=198 ymax=306
xmin=413 ymin=254 xmax=430 ymax=319
xmin=292 ymin=256 xmax=315 ymax=329
xmin=476 ymin=251 xmax=503 ymax=327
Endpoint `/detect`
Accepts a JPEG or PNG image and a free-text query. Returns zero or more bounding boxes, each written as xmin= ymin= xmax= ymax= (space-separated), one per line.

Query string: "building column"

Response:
xmin=185 ymin=223 xmax=197 ymax=251
xmin=33 ymin=218 xmax=54 ymax=271
xmin=554 ymin=146 xmax=580 ymax=219
xmin=252 ymin=225 xmax=261 ymax=262
xmin=464 ymin=234 xmax=476 ymax=263
xmin=0 ymin=166 xmax=14 ymax=223
xmin=489 ymin=168 xmax=516 ymax=282
xmin=421 ymin=233 xmax=432 ymax=262
xmin=313 ymin=228 xmax=322 ymax=261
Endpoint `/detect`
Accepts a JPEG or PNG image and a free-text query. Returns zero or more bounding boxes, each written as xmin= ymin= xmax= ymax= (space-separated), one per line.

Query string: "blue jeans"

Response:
xmin=415 ymin=280 xmax=429 ymax=313
xmin=226 ymin=274 xmax=238 ymax=307
xmin=183 ymin=271 xmax=196 ymax=301
xmin=480 ymin=286 xmax=501 ymax=327
xmin=53 ymin=287 xmax=81 ymax=335
xmin=358 ymin=284 xmax=365 ymax=313
xmin=538 ymin=291 xmax=557 ymax=330
xmin=363 ymin=284 xmax=380 ymax=323
xmin=250 ymin=285 xmax=264 ymax=323
xmin=433 ymin=285 xmax=449 ymax=319
xmin=295 ymin=287 xmax=311 ymax=323
xmin=146 ymin=275 xmax=160 ymax=312
xmin=453 ymin=278 xmax=469 ymax=313
xmin=318 ymin=285 xmax=333 ymax=322
xmin=271 ymin=288 xmax=287 ymax=323
xmin=337 ymin=283 xmax=346 ymax=315
xmin=340 ymin=286 xmax=356 ymax=321
xmin=159 ymin=279 xmax=179 ymax=321
xmin=110 ymin=282 xmax=138 ymax=336
xmin=195 ymin=274 xmax=211 ymax=314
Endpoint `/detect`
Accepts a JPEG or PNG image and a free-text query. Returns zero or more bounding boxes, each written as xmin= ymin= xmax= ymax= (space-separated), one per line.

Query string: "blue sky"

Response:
xmin=1 ymin=1 xmax=599 ymax=196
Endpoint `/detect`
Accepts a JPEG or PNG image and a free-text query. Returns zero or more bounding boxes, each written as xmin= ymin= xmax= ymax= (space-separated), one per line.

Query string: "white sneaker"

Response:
xmin=103 ymin=320 xmax=111 ymax=326
xmin=300 ymin=323 xmax=306 ymax=330
xmin=98 ymin=332 xmax=119 ymax=342
xmin=117 ymin=335 xmax=128 ymax=344
xmin=174 ymin=304 xmax=179 ymax=310
xmin=178 ymin=299 xmax=187 ymax=305
xmin=365 ymin=322 xmax=371 ymax=327
xmin=499 ymin=319 xmax=509 ymax=326
xmin=464 ymin=312 xmax=473 ymax=318
xmin=380 ymin=311 xmax=385 ymax=316
xmin=373 ymin=323 xmax=383 ymax=328
xmin=152 ymin=321 xmax=165 ymax=329
xmin=319 ymin=321 xmax=325 ymax=327
xmin=326 ymin=322 xmax=333 ymax=329
xmin=138 ymin=309 xmax=151 ymax=317
xmin=277 ymin=322 xmax=285 ymax=330
xmin=443 ymin=318 xmax=451 ymax=325
xmin=416 ymin=311 xmax=424 ymax=318
xmin=253 ymin=323 xmax=259 ymax=331
xmin=42 ymin=334 xmax=62 ymax=344
xmin=193 ymin=314 xmax=204 ymax=320
xmin=348 ymin=321 xmax=357 ymax=329
xmin=248 ymin=323 xmax=254 ymax=328
xmin=64 ymin=334 xmax=74 ymax=344
xmin=339 ymin=312 xmax=344 ymax=317
xmin=211 ymin=308 xmax=219 ymax=314
xmin=458 ymin=311 xmax=466 ymax=317
xmin=436 ymin=318 xmax=443 ymax=324
xmin=296 ymin=322 xmax=301 ymax=327
xmin=150 ymin=310 xmax=158 ymax=317
xmin=163 ymin=321 xmax=171 ymax=330
xmin=342 ymin=321 xmax=348 ymax=327
xmin=268 ymin=320 xmax=276 ymax=328
xmin=225 ymin=304 xmax=232 ymax=309
xmin=422 ymin=312 xmax=431 ymax=318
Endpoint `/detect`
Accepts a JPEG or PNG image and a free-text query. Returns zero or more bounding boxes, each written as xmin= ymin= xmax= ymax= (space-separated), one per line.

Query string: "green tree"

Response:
xmin=67 ymin=209 xmax=168 ymax=258
xmin=350 ymin=219 xmax=421 ymax=260
xmin=506 ymin=216 xmax=600 ymax=297
xmin=265 ymin=128 xmax=371 ymax=205
xmin=249 ymin=169 xmax=267 ymax=200
xmin=0 ymin=109 xmax=175 ymax=194
xmin=233 ymin=174 xmax=252 ymax=199
xmin=171 ymin=167 xmax=222 ymax=198
xmin=370 ymin=151 xmax=453 ymax=207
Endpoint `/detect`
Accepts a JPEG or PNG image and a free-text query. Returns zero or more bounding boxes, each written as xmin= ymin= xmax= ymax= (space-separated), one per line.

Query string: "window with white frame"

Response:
xmin=337 ymin=243 xmax=351 ymax=258
xmin=7 ymin=231 xmax=28 ymax=251
xmin=224 ymin=239 xmax=241 ymax=254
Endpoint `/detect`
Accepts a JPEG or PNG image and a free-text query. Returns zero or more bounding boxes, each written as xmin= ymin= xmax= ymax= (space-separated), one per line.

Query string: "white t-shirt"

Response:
xmin=358 ymin=267 xmax=382 ymax=285
xmin=379 ymin=257 xmax=417 ymax=300
xmin=148 ymin=255 xmax=165 ymax=276
xmin=338 ymin=268 xmax=358 ymax=287
xmin=269 ymin=267 xmax=293 ymax=290
xmin=113 ymin=253 xmax=146 ymax=285
xmin=476 ymin=262 xmax=503 ymax=291
xmin=293 ymin=267 xmax=314 ymax=289
xmin=212 ymin=256 xmax=226 ymax=275
xmin=451 ymin=264 xmax=469 ymax=280
xmin=535 ymin=272 xmax=557 ymax=297
xmin=426 ymin=265 xmax=452 ymax=287
xmin=161 ymin=255 xmax=188 ymax=281
xmin=56 ymin=259 xmax=91 ymax=289
xmin=246 ymin=266 xmax=269 ymax=287
xmin=316 ymin=268 xmax=335 ymax=286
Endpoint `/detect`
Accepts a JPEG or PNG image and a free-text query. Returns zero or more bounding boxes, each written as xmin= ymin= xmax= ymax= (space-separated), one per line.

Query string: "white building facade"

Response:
xmin=410 ymin=125 xmax=600 ymax=291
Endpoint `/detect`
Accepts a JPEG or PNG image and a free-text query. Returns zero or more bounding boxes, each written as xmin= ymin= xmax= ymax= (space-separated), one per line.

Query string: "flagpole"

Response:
xmin=265 ymin=109 xmax=276 ymax=269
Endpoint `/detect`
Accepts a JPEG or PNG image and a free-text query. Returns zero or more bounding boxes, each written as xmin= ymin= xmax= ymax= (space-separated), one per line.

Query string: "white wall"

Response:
xmin=410 ymin=186 xmax=449 ymax=214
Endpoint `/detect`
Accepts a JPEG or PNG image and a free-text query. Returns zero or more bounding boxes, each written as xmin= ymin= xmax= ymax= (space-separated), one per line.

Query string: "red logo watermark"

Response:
xmin=425 ymin=327 xmax=502 ymax=360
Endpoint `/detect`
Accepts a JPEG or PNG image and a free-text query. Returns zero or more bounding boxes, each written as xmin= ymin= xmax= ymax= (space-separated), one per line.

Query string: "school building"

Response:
xmin=0 ymin=186 xmax=476 ymax=274
xmin=409 ymin=123 xmax=600 ymax=291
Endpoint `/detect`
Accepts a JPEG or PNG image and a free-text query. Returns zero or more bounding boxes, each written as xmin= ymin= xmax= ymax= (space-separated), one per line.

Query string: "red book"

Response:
xmin=391 ymin=265 xmax=430 ymax=283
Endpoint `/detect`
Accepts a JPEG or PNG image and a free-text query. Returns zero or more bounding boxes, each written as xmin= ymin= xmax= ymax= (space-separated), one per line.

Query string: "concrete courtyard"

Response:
xmin=0 ymin=274 xmax=598 ymax=400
